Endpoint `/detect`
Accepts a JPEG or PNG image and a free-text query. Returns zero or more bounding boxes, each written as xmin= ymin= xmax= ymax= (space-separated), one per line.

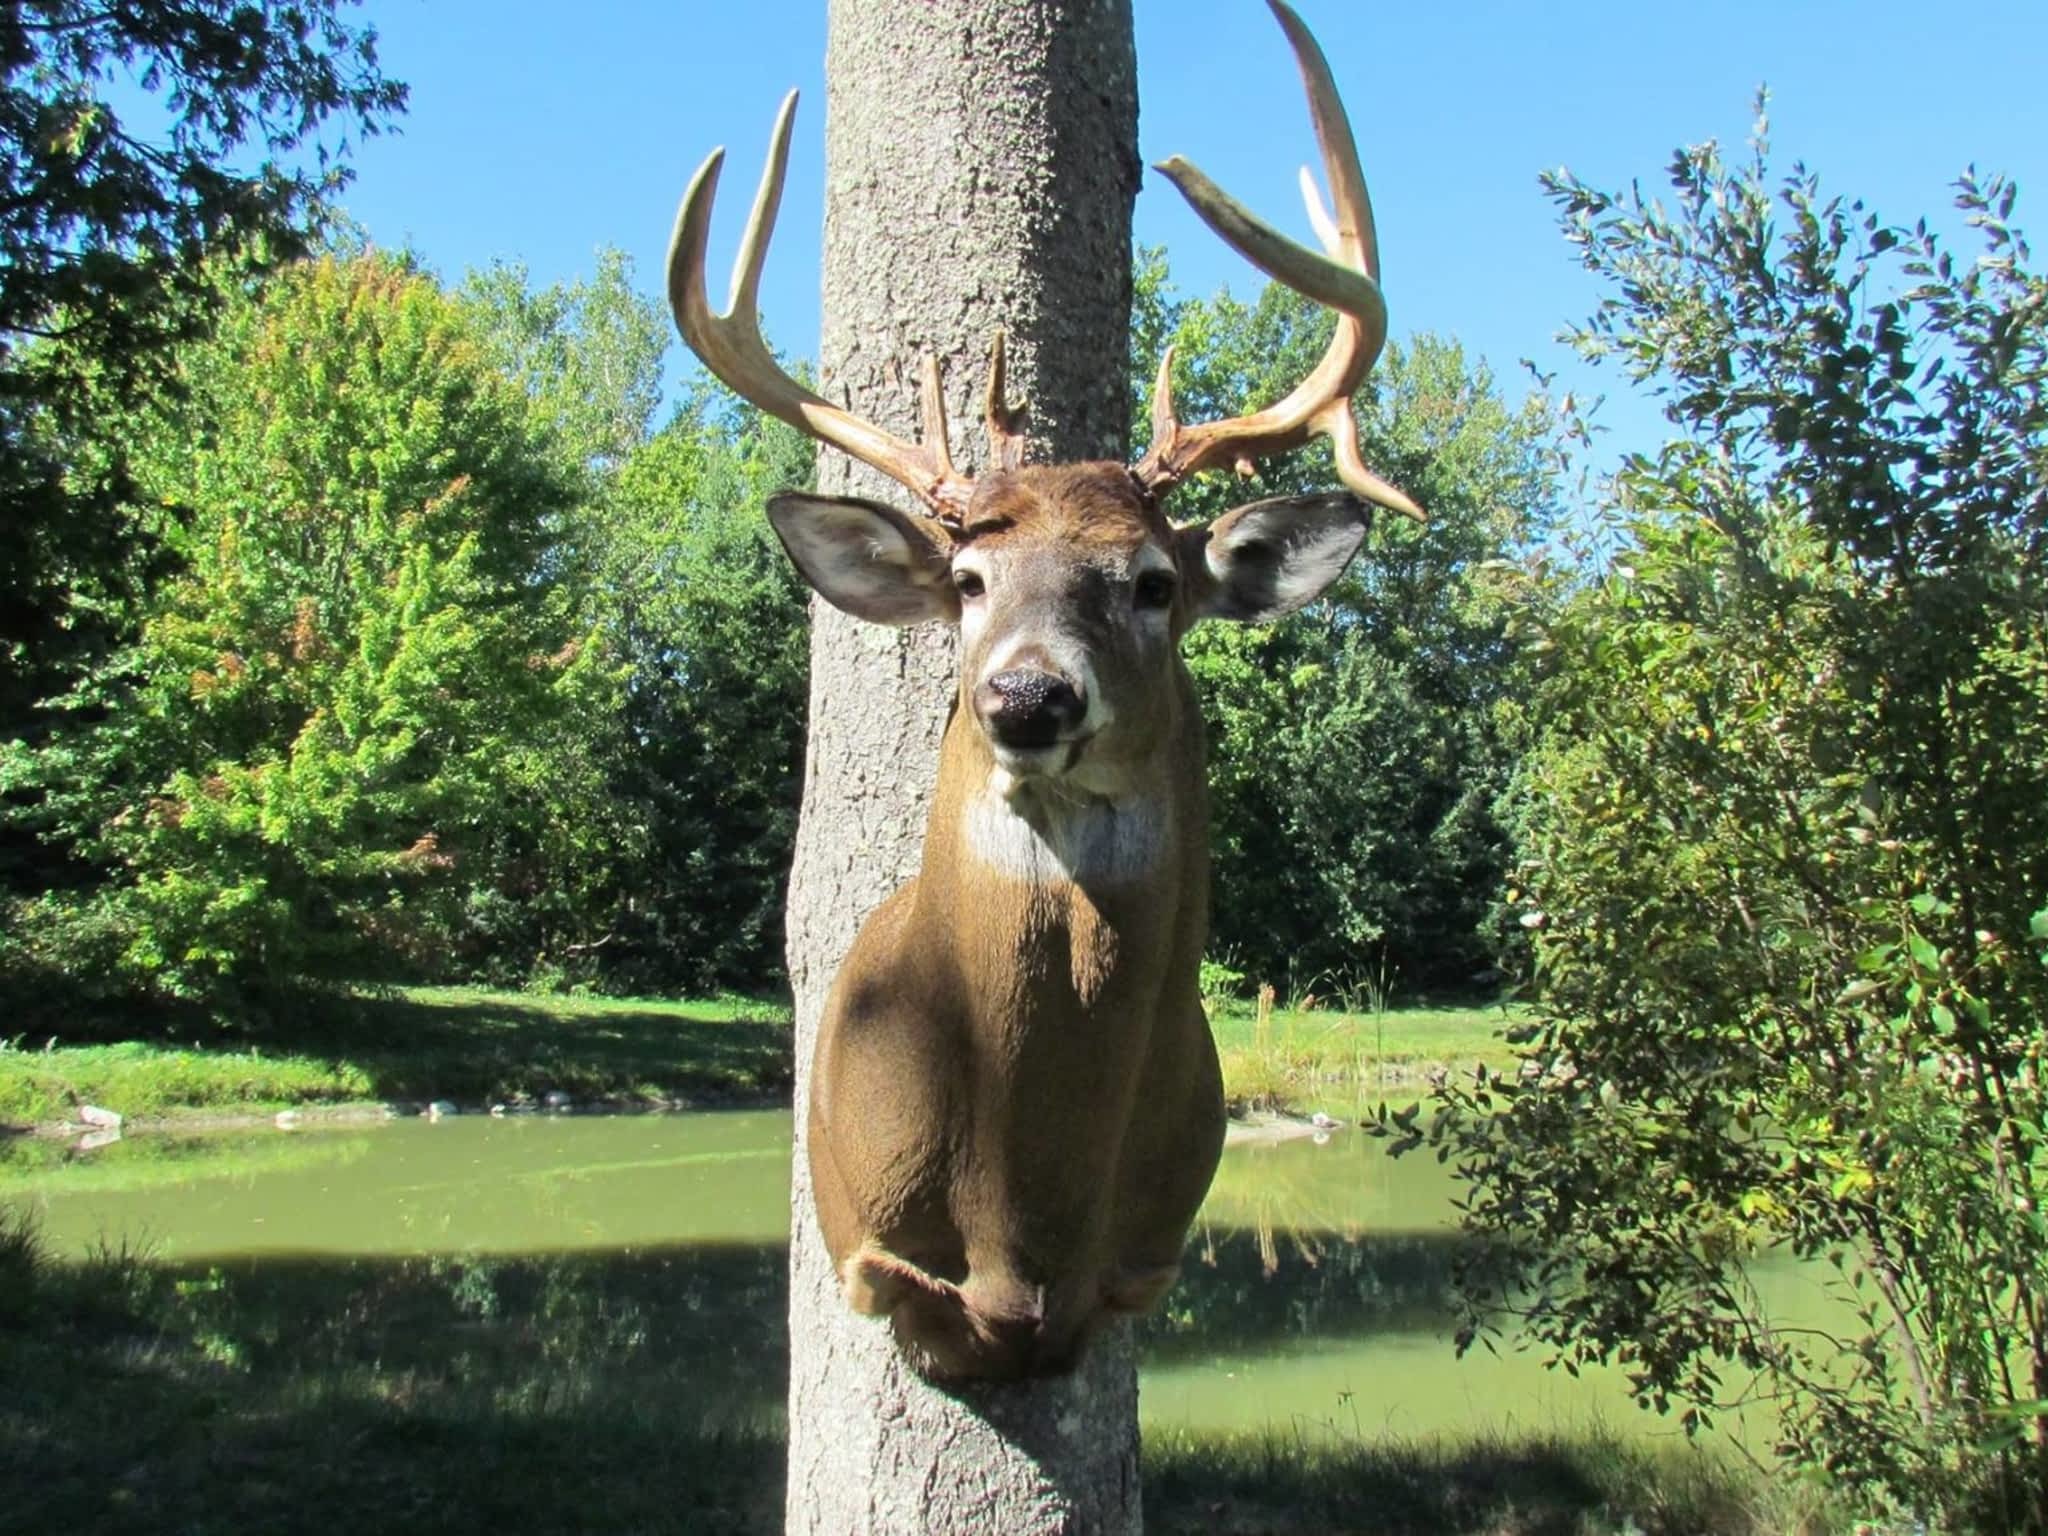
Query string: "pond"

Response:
xmin=2 ymin=1110 xmax=1820 ymax=1449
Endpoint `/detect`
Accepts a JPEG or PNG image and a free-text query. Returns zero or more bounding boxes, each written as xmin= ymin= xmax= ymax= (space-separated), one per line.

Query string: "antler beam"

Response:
xmin=667 ymin=92 xmax=979 ymax=520
xmin=1132 ymin=0 xmax=1423 ymax=522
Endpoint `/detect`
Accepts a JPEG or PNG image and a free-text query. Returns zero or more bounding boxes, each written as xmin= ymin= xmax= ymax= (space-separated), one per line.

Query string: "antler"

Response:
xmin=1132 ymin=0 xmax=1424 ymax=522
xmin=668 ymin=91 xmax=986 ymax=521
xmin=982 ymin=330 xmax=1031 ymax=474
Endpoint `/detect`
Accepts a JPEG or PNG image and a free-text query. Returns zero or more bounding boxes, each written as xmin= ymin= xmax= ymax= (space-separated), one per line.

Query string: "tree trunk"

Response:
xmin=782 ymin=1 xmax=1140 ymax=1530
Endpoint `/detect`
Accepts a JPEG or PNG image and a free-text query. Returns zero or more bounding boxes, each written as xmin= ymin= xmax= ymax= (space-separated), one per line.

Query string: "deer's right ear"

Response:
xmin=766 ymin=492 xmax=961 ymax=626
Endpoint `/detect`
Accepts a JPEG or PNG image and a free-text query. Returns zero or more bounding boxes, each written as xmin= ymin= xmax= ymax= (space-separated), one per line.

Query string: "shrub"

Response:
xmin=1418 ymin=117 xmax=2048 ymax=1530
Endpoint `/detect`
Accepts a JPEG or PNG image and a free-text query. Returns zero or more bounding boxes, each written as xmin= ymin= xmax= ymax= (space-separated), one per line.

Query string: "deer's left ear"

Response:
xmin=1178 ymin=493 xmax=1369 ymax=624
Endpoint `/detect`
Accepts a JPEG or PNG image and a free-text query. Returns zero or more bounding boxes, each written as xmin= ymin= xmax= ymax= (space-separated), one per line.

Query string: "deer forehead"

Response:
xmin=956 ymin=465 xmax=1174 ymax=566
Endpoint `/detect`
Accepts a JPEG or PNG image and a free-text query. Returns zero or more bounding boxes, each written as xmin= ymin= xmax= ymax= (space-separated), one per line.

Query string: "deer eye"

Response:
xmin=1134 ymin=570 xmax=1176 ymax=609
xmin=953 ymin=568 xmax=986 ymax=599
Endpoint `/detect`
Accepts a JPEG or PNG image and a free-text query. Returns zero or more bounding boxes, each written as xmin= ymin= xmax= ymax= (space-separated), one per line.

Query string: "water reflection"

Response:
xmin=8 ymin=1112 xmax=792 ymax=1258
xmin=3 ymin=1113 xmax=1668 ymax=1444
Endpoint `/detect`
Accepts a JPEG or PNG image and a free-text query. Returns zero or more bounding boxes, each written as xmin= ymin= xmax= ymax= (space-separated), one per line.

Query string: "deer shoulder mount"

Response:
xmin=667 ymin=0 xmax=1422 ymax=1382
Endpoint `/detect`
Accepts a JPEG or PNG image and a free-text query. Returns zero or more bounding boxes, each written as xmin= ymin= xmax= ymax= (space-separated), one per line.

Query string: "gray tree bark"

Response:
xmin=782 ymin=1 xmax=1141 ymax=1531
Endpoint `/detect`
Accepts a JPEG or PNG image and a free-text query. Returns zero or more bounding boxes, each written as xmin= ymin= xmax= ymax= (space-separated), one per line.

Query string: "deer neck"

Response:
xmin=912 ymin=684 xmax=1208 ymax=1013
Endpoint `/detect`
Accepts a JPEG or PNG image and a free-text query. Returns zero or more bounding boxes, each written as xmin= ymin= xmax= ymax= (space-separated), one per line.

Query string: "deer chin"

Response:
xmin=987 ymin=735 xmax=1094 ymax=793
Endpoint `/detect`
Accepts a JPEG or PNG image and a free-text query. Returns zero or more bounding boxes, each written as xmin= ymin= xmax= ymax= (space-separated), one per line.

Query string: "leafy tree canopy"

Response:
xmin=0 ymin=254 xmax=618 ymax=1004
xmin=0 ymin=0 xmax=405 ymax=829
xmin=0 ymin=0 xmax=402 ymax=374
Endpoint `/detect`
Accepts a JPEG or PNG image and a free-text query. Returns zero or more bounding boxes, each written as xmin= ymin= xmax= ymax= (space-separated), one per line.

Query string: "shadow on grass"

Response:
xmin=0 ymin=1240 xmax=790 ymax=1536
xmin=1144 ymin=1427 xmax=1738 ymax=1536
xmin=297 ymin=989 xmax=796 ymax=1105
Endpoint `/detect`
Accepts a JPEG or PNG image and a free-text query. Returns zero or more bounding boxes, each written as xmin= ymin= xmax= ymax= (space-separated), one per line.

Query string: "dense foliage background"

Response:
xmin=0 ymin=247 xmax=815 ymax=1007
xmin=0 ymin=228 xmax=1550 ymax=1014
xmin=0 ymin=0 xmax=404 ymax=831
xmin=1409 ymin=122 xmax=2048 ymax=1530
xmin=1132 ymin=251 xmax=1555 ymax=996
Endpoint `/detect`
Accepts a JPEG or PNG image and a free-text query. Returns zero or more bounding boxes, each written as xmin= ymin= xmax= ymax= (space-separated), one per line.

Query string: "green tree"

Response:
xmin=460 ymin=248 xmax=670 ymax=482
xmin=1420 ymin=125 xmax=2048 ymax=1529
xmin=1 ymin=255 xmax=622 ymax=1005
xmin=573 ymin=398 xmax=812 ymax=993
xmin=0 ymin=0 xmax=405 ymax=890
xmin=1132 ymin=250 xmax=1555 ymax=994
xmin=456 ymin=248 xmax=812 ymax=993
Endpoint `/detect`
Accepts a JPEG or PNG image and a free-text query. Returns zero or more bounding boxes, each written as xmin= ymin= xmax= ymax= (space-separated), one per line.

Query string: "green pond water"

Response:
xmin=3 ymin=1111 xmax=1831 ymax=1447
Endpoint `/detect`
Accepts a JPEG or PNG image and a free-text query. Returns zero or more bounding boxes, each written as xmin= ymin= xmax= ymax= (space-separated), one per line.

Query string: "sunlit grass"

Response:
xmin=0 ymin=1040 xmax=374 ymax=1127
xmin=0 ymin=984 xmax=794 ymax=1129
xmin=1207 ymin=990 xmax=1522 ymax=1116
xmin=2 ymin=976 xmax=1511 ymax=1128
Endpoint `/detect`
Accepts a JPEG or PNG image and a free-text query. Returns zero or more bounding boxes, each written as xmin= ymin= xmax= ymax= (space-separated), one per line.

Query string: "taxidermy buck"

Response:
xmin=667 ymin=0 xmax=1421 ymax=1381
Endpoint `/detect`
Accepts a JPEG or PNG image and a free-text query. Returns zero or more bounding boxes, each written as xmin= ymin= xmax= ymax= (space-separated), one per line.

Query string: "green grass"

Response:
xmin=2 ymin=979 xmax=1512 ymax=1128
xmin=1206 ymin=995 xmax=1523 ymax=1115
xmin=0 ymin=1041 xmax=377 ymax=1127
xmin=0 ymin=984 xmax=794 ymax=1129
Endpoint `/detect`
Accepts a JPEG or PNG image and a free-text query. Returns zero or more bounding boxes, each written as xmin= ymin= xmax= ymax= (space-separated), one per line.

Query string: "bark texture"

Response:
xmin=783 ymin=0 xmax=1141 ymax=1530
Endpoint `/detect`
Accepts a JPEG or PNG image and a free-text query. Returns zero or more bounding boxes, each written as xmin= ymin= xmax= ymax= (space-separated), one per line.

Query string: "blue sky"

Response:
xmin=327 ymin=0 xmax=2046 ymax=468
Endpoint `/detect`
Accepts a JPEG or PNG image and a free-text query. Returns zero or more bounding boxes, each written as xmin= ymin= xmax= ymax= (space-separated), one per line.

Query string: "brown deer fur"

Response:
xmin=777 ymin=464 xmax=1368 ymax=1380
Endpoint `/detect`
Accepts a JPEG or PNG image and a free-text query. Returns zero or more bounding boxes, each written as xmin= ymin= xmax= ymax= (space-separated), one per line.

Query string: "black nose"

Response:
xmin=977 ymin=668 xmax=1085 ymax=750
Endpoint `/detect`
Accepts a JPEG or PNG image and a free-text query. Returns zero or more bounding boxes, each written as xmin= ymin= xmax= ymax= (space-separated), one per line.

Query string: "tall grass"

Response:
xmin=1206 ymin=987 xmax=1520 ymax=1116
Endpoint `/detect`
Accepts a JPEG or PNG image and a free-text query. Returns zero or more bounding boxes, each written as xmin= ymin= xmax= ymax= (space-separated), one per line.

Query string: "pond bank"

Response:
xmin=24 ymin=1099 xmax=1369 ymax=1146
xmin=0 ymin=985 xmax=797 ymax=1134
xmin=4 ymin=984 xmax=1517 ymax=1136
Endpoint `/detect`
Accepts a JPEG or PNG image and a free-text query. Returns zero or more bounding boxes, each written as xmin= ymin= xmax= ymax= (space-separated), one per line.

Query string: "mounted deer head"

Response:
xmin=668 ymin=0 xmax=1418 ymax=1380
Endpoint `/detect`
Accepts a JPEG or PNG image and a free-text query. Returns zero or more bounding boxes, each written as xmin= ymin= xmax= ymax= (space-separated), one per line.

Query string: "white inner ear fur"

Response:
xmin=1201 ymin=498 xmax=1367 ymax=622
xmin=768 ymin=495 xmax=954 ymax=627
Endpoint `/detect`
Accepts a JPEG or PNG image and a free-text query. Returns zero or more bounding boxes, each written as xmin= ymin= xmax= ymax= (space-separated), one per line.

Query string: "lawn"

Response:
xmin=0 ymin=985 xmax=794 ymax=1130
xmin=1206 ymin=994 xmax=1523 ymax=1115
xmin=2 ymin=982 xmax=1522 ymax=1131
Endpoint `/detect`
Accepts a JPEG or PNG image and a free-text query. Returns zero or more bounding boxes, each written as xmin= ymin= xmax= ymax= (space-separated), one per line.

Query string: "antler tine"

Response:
xmin=1274 ymin=0 xmax=1379 ymax=285
xmin=1146 ymin=344 xmax=1179 ymax=461
xmin=1132 ymin=0 xmax=1423 ymax=522
xmin=667 ymin=91 xmax=973 ymax=520
xmin=1299 ymin=168 xmax=1342 ymax=259
xmin=983 ymin=330 xmax=1030 ymax=473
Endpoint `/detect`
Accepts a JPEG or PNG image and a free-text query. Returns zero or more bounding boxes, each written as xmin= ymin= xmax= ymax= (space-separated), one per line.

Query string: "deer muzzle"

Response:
xmin=976 ymin=667 xmax=1087 ymax=754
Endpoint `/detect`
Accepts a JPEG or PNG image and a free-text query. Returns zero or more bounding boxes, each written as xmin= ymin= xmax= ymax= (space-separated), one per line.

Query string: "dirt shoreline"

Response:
xmin=22 ymin=1095 xmax=1378 ymax=1143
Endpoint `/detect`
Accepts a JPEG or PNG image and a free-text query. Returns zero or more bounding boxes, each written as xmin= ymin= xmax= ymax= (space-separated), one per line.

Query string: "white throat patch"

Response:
xmin=962 ymin=783 xmax=1166 ymax=887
